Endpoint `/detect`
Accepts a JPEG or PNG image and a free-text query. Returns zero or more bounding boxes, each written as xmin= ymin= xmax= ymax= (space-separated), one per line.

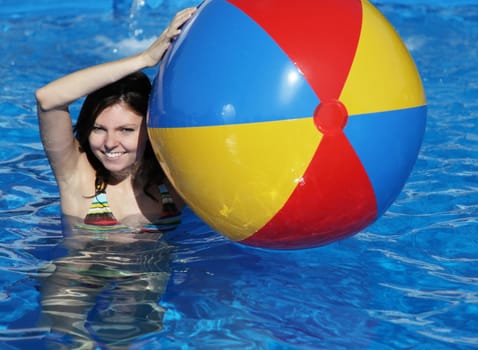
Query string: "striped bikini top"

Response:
xmin=78 ymin=184 xmax=181 ymax=233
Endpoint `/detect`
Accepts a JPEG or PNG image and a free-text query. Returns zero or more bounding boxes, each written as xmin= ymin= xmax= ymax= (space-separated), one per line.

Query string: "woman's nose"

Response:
xmin=104 ymin=132 xmax=119 ymax=149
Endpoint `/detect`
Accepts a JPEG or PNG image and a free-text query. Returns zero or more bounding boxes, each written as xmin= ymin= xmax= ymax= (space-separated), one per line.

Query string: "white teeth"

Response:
xmin=105 ymin=152 xmax=124 ymax=159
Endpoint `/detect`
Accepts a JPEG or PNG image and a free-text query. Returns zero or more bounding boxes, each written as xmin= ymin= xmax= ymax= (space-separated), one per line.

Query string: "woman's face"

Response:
xmin=88 ymin=102 xmax=148 ymax=176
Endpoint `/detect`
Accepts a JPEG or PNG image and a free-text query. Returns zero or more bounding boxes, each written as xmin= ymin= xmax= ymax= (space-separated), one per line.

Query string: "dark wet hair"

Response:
xmin=74 ymin=71 xmax=164 ymax=199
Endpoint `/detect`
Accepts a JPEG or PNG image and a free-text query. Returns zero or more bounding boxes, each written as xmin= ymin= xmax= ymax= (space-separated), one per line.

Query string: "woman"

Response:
xmin=36 ymin=8 xmax=197 ymax=348
xmin=35 ymin=7 xmax=196 ymax=232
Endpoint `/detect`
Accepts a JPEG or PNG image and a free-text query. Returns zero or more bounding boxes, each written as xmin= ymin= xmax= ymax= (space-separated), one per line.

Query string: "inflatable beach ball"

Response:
xmin=148 ymin=0 xmax=427 ymax=249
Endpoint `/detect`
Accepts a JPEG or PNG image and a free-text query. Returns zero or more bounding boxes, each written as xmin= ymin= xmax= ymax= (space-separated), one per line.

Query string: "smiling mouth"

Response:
xmin=103 ymin=151 xmax=126 ymax=159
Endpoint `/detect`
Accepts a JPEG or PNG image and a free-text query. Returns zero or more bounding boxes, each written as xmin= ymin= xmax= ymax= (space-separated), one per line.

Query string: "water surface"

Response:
xmin=0 ymin=0 xmax=478 ymax=349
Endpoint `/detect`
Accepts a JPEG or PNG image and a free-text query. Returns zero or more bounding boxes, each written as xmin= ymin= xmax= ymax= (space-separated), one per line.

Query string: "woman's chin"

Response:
xmin=102 ymin=161 xmax=131 ymax=175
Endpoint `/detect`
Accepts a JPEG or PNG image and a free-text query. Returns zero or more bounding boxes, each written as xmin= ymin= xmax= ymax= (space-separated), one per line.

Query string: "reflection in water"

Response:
xmin=38 ymin=219 xmax=173 ymax=349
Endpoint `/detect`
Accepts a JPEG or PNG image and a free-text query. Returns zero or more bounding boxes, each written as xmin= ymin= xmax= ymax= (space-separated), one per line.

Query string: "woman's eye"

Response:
xmin=91 ymin=126 xmax=105 ymax=133
xmin=121 ymin=128 xmax=135 ymax=133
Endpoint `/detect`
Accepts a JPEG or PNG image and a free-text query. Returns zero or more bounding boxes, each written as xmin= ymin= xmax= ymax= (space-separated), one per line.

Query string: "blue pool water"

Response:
xmin=1 ymin=0 xmax=478 ymax=349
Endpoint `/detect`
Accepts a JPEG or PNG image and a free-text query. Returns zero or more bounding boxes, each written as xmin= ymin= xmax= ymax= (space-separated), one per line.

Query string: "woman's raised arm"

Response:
xmin=36 ymin=7 xmax=196 ymax=112
xmin=35 ymin=7 xmax=196 ymax=180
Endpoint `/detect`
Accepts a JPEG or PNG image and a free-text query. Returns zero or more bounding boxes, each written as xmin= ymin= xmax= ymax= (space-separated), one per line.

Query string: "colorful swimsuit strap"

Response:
xmin=142 ymin=184 xmax=181 ymax=232
xmin=84 ymin=191 xmax=120 ymax=226
xmin=83 ymin=184 xmax=181 ymax=231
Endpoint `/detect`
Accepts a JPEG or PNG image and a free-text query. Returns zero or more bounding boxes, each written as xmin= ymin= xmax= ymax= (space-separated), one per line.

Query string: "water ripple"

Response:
xmin=1 ymin=1 xmax=478 ymax=349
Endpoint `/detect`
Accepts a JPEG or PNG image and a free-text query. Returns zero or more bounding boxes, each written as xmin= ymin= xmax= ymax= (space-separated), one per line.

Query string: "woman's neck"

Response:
xmin=108 ymin=160 xmax=143 ymax=186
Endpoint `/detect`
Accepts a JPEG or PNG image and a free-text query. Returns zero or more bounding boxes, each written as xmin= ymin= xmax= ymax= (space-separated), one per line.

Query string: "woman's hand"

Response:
xmin=142 ymin=7 xmax=197 ymax=67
